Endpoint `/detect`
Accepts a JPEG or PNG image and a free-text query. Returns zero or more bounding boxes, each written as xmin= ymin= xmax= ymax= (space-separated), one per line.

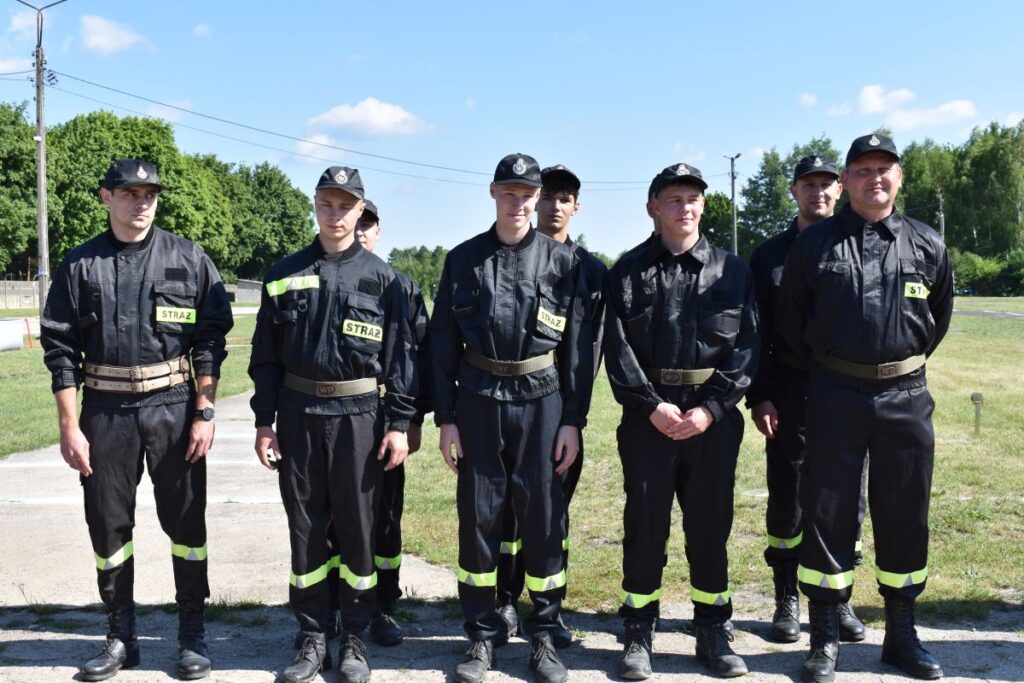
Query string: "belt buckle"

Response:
xmin=661 ymin=369 xmax=682 ymax=385
xmin=129 ymin=366 xmax=143 ymax=393
xmin=877 ymin=363 xmax=899 ymax=379
xmin=316 ymin=383 xmax=338 ymax=397
xmin=492 ymin=360 xmax=515 ymax=377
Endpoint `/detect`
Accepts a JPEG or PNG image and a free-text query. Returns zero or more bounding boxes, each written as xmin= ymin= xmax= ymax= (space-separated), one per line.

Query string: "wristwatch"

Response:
xmin=194 ymin=407 xmax=215 ymax=421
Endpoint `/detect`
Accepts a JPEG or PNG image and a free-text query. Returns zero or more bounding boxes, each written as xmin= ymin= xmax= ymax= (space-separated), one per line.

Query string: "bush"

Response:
xmin=949 ymin=248 xmax=1006 ymax=295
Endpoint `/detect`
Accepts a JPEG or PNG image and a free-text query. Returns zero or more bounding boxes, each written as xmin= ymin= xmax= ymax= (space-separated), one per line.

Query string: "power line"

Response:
xmin=0 ymin=70 xmax=34 ymax=76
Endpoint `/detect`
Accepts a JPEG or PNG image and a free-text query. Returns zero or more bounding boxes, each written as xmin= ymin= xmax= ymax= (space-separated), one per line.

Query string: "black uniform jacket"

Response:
xmin=777 ymin=203 xmax=953 ymax=374
xmin=746 ymin=219 xmax=800 ymax=406
xmin=394 ymin=269 xmax=432 ymax=423
xmin=567 ymin=238 xmax=608 ymax=382
xmin=248 ymin=237 xmax=417 ymax=431
xmin=429 ymin=225 xmax=593 ymax=428
xmin=603 ymin=234 xmax=759 ymax=423
xmin=41 ymin=226 xmax=233 ymax=408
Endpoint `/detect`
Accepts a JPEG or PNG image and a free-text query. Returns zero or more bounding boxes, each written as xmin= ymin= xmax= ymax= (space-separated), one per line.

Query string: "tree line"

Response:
xmin=1 ymin=101 xmax=1022 ymax=294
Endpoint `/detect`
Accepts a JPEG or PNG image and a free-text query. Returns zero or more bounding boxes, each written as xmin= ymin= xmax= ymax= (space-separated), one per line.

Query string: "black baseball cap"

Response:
xmin=493 ymin=153 xmax=542 ymax=187
xmin=316 ymin=165 xmax=365 ymax=199
xmin=846 ymin=134 xmax=900 ymax=166
xmin=361 ymin=199 xmax=379 ymax=224
xmin=102 ymin=158 xmax=166 ymax=191
xmin=649 ymin=162 xmax=708 ymax=197
xmin=541 ymin=165 xmax=581 ymax=193
xmin=792 ymin=155 xmax=840 ymax=184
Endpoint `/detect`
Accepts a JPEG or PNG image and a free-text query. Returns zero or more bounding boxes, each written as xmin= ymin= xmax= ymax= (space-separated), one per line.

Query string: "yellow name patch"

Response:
xmin=155 ymin=306 xmax=197 ymax=324
xmin=537 ymin=307 xmax=566 ymax=332
xmin=342 ymin=319 xmax=383 ymax=342
xmin=904 ymin=282 xmax=929 ymax=299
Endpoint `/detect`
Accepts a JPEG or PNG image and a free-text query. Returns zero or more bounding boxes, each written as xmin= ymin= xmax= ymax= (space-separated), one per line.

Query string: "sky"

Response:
xmin=1 ymin=1 xmax=1022 ymax=257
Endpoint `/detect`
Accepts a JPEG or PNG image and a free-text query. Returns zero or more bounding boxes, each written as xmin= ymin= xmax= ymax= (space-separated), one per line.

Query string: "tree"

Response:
xmin=388 ymin=245 xmax=448 ymax=300
xmin=897 ymin=139 xmax=957 ymax=234
xmin=701 ymin=191 xmax=734 ymax=252
xmin=738 ymin=149 xmax=792 ymax=259
xmin=0 ymin=102 xmax=38 ymax=274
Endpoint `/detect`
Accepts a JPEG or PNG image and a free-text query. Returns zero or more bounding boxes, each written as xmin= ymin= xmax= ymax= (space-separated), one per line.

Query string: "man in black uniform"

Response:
xmin=494 ymin=164 xmax=605 ymax=649
xmin=41 ymin=159 xmax=233 ymax=681
xmin=431 ymin=153 xmax=592 ymax=683
xmin=354 ymin=199 xmax=432 ymax=646
xmin=747 ymin=156 xmax=866 ymax=644
xmin=605 ymin=163 xmax=758 ymax=680
xmin=778 ymin=135 xmax=953 ymax=683
xmin=249 ymin=167 xmax=417 ymax=683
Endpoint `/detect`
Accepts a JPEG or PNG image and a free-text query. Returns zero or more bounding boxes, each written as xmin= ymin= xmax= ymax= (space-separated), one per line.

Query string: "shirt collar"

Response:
xmin=840 ymin=202 xmax=903 ymax=237
xmin=644 ymin=233 xmax=710 ymax=267
xmin=488 ymin=223 xmax=537 ymax=251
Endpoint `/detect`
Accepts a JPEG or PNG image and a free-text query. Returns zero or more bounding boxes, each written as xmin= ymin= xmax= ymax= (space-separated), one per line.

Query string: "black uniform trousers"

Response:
xmin=277 ymin=407 xmax=383 ymax=636
xmin=496 ymin=436 xmax=582 ymax=610
xmin=374 ymin=462 xmax=405 ymax=605
xmin=80 ymin=400 xmax=208 ymax=611
xmin=799 ymin=374 xmax=935 ymax=603
xmin=456 ymin=390 xmax=566 ymax=641
xmin=619 ymin=399 xmax=743 ymax=628
xmin=764 ymin=367 xmax=868 ymax=570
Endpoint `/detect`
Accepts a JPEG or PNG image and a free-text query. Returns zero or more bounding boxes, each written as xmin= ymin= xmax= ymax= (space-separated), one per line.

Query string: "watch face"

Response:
xmin=197 ymin=407 xmax=215 ymax=421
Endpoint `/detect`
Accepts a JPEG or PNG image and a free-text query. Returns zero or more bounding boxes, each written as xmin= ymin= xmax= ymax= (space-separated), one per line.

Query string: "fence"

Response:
xmin=0 ymin=280 xmax=39 ymax=310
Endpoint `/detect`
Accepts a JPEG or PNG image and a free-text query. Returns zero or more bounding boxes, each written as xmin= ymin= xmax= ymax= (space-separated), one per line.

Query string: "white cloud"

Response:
xmin=80 ymin=15 xmax=147 ymax=55
xmin=465 ymin=96 xmax=476 ymax=110
xmin=306 ymin=98 xmax=432 ymax=135
xmin=857 ymin=84 xmax=915 ymax=115
xmin=1005 ymin=112 xmax=1023 ymax=127
xmin=826 ymin=103 xmax=852 ymax=117
xmin=750 ymin=146 xmax=766 ymax=158
xmin=885 ymin=99 xmax=977 ymax=131
xmin=146 ymin=100 xmax=192 ymax=123
xmin=193 ymin=23 xmax=212 ymax=38
xmin=0 ymin=56 xmax=31 ymax=73
xmin=295 ymin=134 xmax=336 ymax=162
xmin=671 ymin=143 xmax=706 ymax=161
xmin=9 ymin=9 xmax=35 ymax=40
xmin=799 ymin=92 xmax=817 ymax=107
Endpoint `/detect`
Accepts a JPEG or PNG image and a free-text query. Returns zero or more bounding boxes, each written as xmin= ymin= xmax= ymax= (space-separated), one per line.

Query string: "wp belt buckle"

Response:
xmin=876 ymin=362 xmax=901 ymax=379
xmin=661 ymin=369 xmax=684 ymax=385
xmin=315 ymin=383 xmax=338 ymax=397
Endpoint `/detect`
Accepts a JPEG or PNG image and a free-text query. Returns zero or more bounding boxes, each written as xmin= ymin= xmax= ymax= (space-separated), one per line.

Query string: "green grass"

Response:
xmin=953 ymin=296 xmax=1024 ymax=313
xmin=0 ymin=311 xmax=255 ymax=458
xmin=404 ymin=313 xmax=1024 ymax=617
xmin=0 ymin=307 xmax=42 ymax=318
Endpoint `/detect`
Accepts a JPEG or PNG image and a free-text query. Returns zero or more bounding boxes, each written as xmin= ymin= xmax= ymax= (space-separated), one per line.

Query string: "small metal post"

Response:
xmin=970 ymin=392 xmax=984 ymax=436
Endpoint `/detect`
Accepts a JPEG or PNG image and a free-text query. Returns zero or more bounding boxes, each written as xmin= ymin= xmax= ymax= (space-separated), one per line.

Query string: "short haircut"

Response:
xmin=542 ymin=177 xmax=580 ymax=201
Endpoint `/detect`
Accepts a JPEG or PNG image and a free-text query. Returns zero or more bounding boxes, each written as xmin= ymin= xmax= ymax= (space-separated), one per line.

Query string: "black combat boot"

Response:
xmin=282 ymin=633 xmax=331 ymax=683
xmin=837 ymin=600 xmax=866 ymax=642
xmin=530 ymin=633 xmax=568 ymax=683
xmin=370 ymin=602 xmax=404 ymax=646
xmin=770 ymin=565 xmax=801 ymax=643
xmin=81 ymin=607 xmax=140 ymax=682
xmin=881 ymin=596 xmax=943 ymax=679
xmin=802 ymin=600 xmax=839 ymax=683
xmin=455 ymin=639 xmax=494 ymax=683
xmin=338 ymin=632 xmax=372 ymax=683
xmin=176 ymin=602 xmax=211 ymax=680
xmin=618 ymin=621 xmax=653 ymax=680
xmin=496 ymin=602 xmax=519 ymax=639
xmin=551 ymin=614 xmax=573 ymax=648
xmin=292 ymin=607 xmax=342 ymax=648
xmin=695 ymin=622 xmax=748 ymax=677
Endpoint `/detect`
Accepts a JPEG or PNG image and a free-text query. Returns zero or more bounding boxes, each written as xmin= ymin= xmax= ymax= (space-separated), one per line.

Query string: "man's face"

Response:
xmin=537 ymin=189 xmax=579 ymax=233
xmin=842 ymin=153 xmax=903 ymax=214
xmin=490 ymin=183 xmax=540 ymax=230
xmin=791 ymin=173 xmax=842 ymax=223
xmin=355 ymin=217 xmax=381 ymax=252
xmin=315 ymin=188 xmax=364 ymax=242
xmin=652 ymin=183 xmax=704 ymax=240
xmin=101 ymin=185 xmax=159 ymax=233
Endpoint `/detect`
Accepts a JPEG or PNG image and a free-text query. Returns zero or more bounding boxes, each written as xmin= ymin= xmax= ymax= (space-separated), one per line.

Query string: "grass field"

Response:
xmin=2 ymin=300 xmax=1023 ymax=620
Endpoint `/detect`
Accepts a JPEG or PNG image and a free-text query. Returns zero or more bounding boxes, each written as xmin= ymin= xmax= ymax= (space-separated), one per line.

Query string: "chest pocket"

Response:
xmin=698 ymin=288 xmax=743 ymax=345
xmin=534 ymin=283 xmax=570 ymax=341
xmin=153 ymin=280 xmax=197 ymax=332
xmin=623 ymin=284 xmax=656 ymax=342
xmin=811 ymin=260 xmax=853 ymax=311
xmin=340 ymin=292 xmax=385 ymax=353
xmin=900 ymin=258 xmax=933 ymax=302
xmin=78 ymin=283 xmax=104 ymax=332
xmin=450 ymin=280 xmax=481 ymax=335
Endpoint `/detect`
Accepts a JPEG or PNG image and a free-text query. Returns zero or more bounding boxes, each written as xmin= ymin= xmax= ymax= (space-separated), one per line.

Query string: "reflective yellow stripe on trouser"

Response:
xmin=291 ymin=555 xmax=376 ymax=591
xmin=95 ymin=541 xmax=134 ymax=570
xmin=798 ymin=564 xmax=855 ymax=590
xmin=621 ymin=588 xmax=661 ymax=609
xmin=767 ymin=532 xmax=803 ymax=550
xmin=499 ymin=539 xmax=522 ymax=556
xmin=876 ymin=566 xmax=928 ymax=589
xmin=458 ymin=567 xmax=497 ymax=588
xmin=375 ymin=554 xmax=402 ymax=570
xmin=171 ymin=542 xmax=208 ymax=561
xmin=525 ymin=569 xmax=567 ymax=593
xmin=692 ymin=587 xmax=732 ymax=606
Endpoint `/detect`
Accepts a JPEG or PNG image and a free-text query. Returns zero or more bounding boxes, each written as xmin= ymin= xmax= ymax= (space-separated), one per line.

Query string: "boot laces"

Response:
xmin=777 ymin=595 xmax=800 ymax=620
xmin=294 ymin=636 xmax=323 ymax=666
xmin=531 ymin=636 xmax=560 ymax=668
xmin=464 ymin=640 xmax=491 ymax=663
xmin=342 ymin=634 xmax=369 ymax=663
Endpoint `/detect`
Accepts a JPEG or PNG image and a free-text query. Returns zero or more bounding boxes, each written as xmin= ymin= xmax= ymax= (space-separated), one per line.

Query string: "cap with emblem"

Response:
xmin=846 ymin=133 xmax=900 ymax=166
xmin=361 ymin=199 xmax=379 ymax=224
xmin=792 ymin=155 xmax=840 ymax=184
xmin=649 ymin=162 xmax=708 ymax=197
xmin=102 ymin=158 xmax=166 ymax=191
xmin=316 ymin=165 xmax=365 ymax=199
xmin=493 ymin=153 xmax=542 ymax=187
xmin=541 ymin=164 xmax=581 ymax=193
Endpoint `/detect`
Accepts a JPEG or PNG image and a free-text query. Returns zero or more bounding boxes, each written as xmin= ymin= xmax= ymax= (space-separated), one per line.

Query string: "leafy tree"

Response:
xmin=0 ymin=102 xmax=38 ymax=274
xmin=898 ymin=139 xmax=956 ymax=230
xmin=388 ymin=245 xmax=448 ymax=300
xmin=738 ymin=148 xmax=792 ymax=258
xmin=701 ymin=191 xmax=735 ymax=252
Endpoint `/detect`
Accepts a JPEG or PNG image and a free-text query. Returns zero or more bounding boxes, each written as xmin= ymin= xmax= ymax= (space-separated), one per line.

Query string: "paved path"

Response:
xmin=2 ymin=393 xmax=1022 ymax=681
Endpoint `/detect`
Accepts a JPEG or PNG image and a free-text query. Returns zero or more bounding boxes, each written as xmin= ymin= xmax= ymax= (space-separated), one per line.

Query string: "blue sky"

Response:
xmin=1 ymin=1 xmax=1021 ymax=257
